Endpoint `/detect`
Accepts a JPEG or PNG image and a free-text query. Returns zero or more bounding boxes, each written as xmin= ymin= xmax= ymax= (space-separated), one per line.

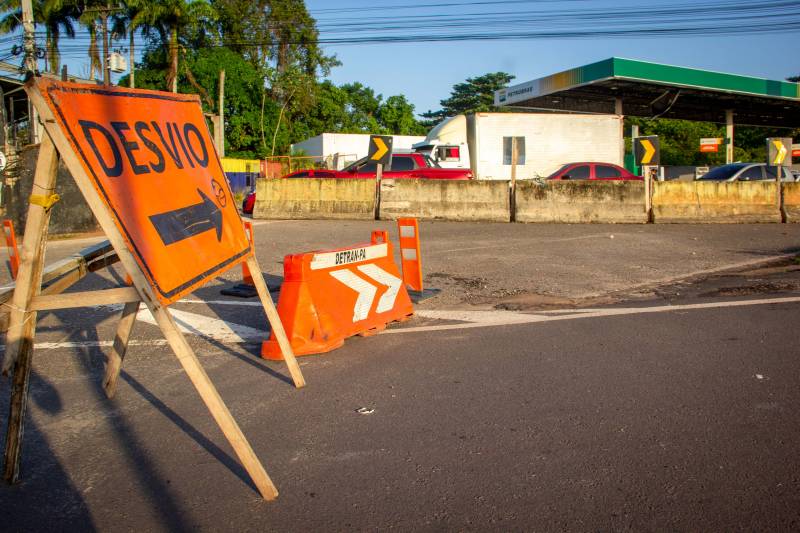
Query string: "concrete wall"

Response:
xmin=251 ymin=177 xmax=796 ymax=224
xmin=652 ymin=182 xmax=780 ymax=223
xmin=379 ymin=179 xmax=510 ymax=222
xmin=253 ymin=178 xmax=375 ymax=220
xmin=783 ymin=183 xmax=800 ymax=223
xmin=2 ymin=144 xmax=100 ymax=235
xmin=515 ymin=181 xmax=647 ymax=223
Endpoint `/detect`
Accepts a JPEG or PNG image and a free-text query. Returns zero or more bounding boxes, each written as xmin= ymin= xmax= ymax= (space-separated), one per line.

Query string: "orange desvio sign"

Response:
xmin=37 ymin=79 xmax=250 ymax=304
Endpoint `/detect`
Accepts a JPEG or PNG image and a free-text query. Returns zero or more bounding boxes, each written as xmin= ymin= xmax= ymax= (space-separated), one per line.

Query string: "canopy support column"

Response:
xmin=726 ymin=109 xmax=734 ymax=164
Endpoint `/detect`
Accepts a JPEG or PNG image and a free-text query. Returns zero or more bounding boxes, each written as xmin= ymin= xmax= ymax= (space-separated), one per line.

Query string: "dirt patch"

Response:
xmin=700 ymin=281 xmax=800 ymax=297
xmin=493 ymin=293 xmax=617 ymax=311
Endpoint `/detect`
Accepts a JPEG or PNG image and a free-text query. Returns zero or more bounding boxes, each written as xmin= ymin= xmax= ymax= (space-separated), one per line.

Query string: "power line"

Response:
xmin=1 ymin=0 xmax=799 ymax=60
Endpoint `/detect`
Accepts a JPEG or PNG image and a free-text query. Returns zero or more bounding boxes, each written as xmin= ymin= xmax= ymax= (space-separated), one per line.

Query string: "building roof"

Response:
xmin=495 ymin=57 xmax=800 ymax=127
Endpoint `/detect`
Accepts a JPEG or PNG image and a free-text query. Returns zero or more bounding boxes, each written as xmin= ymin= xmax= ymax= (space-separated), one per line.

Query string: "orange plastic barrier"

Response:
xmin=3 ymin=220 xmax=19 ymax=280
xmin=397 ymin=218 xmax=423 ymax=291
xmin=261 ymin=231 xmax=413 ymax=359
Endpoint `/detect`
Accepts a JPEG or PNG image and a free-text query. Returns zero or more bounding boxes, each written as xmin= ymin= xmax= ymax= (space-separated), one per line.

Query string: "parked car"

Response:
xmin=284 ymin=152 xmax=473 ymax=180
xmin=546 ymin=162 xmax=641 ymax=181
xmin=696 ymin=163 xmax=797 ymax=182
xmin=242 ymin=153 xmax=472 ymax=214
xmin=242 ymin=190 xmax=256 ymax=214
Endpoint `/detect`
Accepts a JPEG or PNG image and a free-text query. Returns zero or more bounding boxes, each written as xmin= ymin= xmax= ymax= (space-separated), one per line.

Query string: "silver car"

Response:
xmin=697 ymin=163 xmax=798 ymax=182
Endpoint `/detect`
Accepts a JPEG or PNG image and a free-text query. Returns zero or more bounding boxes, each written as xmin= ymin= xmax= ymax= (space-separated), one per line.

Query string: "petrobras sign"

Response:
xmin=494 ymin=81 xmax=538 ymax=106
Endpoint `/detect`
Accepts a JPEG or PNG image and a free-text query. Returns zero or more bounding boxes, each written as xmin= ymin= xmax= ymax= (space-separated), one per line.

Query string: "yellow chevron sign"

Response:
xmin=634 ymin=136 xmax=660 ymax=166
xmin=767 ymin=137 xmax=793 ymax=166
xmin=772 ymin=139 xmax=787 ymax=165
xmin=640 ymin=140 xmax=655 ymax=164
xmin=368 ymin=135 xmax=393 ymax=166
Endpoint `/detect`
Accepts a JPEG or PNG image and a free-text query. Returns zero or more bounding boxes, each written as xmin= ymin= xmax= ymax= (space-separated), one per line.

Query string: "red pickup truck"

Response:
xmin=242 ymin=153 xmax=472 ymax=214
xmin=285 ymin=153 xmax=472 ymax=180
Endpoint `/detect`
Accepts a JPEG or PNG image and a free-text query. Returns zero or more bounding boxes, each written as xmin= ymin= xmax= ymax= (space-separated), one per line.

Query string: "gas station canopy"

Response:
xmin=494 ymin=57 xmax=800 ymax=128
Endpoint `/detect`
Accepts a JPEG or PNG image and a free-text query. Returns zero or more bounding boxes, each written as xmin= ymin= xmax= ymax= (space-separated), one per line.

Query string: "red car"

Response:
xmin=547 ymin=162 xmax=640 ymax=181
xmin=242 ymin=153 xmax=472 ymax=214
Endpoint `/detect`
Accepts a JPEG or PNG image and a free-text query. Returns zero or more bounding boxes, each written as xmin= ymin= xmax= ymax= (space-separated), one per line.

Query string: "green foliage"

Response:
xmin=378 ymin=95 xmax=426 ymax=135
xmin=422 ymin=71 xmax=515 ymax=126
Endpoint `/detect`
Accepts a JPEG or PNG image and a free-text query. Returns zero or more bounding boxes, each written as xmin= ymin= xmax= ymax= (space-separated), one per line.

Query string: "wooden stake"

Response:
xmin=102 ymin=300 xmax=140 ymax=398
xmin=3 ymin=135 xmax=58 ymax=483
xmin=30 ymin=287 xmax=140 ymax=310
xmin=2 ymin=137 xmax=58 ymax=374
xmin=246 ymin=255 xmax=305 ymax=389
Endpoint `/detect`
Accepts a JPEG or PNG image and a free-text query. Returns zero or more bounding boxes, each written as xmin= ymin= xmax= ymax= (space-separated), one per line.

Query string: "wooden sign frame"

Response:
xmin=1 ymin=78 xmax=305 ymax=501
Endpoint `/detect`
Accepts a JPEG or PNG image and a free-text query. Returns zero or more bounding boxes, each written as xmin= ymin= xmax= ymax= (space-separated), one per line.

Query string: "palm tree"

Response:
xmin=0 ymin=0 xmax=78 ymax=73
xmin=130 ymin=0 xmax=192 ymax=93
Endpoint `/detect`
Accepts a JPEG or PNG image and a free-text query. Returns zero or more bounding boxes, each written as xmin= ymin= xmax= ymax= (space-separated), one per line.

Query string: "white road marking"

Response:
xmin=34 ymin=339 xmax=169 ymax=350
xmin=179 ymin=299 xmax=266 ymax=306
xmin=392 ymin=296 xmax=800 ymax=334
xmin=135 ymin=307 xmax=265 ymax=343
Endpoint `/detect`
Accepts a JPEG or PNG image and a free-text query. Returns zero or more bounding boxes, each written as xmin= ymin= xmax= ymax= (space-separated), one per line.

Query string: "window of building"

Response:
xmin=503 ymin=137 xmax=526 ymax=165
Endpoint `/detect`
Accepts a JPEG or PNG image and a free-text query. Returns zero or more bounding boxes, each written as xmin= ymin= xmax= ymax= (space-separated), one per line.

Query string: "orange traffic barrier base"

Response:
xmin=261 ymin=230 xmax=414 ymax=360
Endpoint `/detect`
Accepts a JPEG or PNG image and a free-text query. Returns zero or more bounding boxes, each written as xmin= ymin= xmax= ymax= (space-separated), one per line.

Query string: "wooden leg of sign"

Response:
xmin=245 ymin=256 xmax=305 ymax=389
xmin=150 ymin=303 xmax=279 ymax=500
xmin=102 ymin=300 xmax=141 ymax=399
xmin=3 ymin=136 xmax=59 ymax=483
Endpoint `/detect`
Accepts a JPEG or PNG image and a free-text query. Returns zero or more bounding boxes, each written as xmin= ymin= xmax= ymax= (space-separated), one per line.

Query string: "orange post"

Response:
xmin=3 ymin=220 xmax=20 ymax=280
xmin=396 ymin=218 xmax=423 ymax=292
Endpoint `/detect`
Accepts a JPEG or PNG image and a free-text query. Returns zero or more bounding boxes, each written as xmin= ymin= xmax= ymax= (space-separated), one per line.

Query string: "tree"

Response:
xmin=377 ymin=95 xmax=426 ymax=135
xmin=129 ymin=0 xmax=207 ymax=92
xmin=0 ymin=0 xmax=79 ymax=73
xmin=422 ymin=71 xmax=515 ymax=126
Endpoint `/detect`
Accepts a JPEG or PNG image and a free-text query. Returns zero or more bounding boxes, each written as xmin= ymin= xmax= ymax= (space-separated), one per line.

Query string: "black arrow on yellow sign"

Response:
xmin=635 ymin=136 xmax=660 ymax=166
xmin=368 ymin=135 xmax=393 ymax=167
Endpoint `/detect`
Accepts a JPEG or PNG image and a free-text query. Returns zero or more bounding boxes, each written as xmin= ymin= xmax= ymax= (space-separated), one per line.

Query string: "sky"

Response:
xmin=3 ymin=0 xmax=798 ymax=119
xmin=304 ymin=0 xmax=800 ymax=116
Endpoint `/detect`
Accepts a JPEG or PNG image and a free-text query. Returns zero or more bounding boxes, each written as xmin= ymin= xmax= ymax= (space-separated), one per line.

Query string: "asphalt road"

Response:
xmin=1 ymin=222 xmax=800 ymax=530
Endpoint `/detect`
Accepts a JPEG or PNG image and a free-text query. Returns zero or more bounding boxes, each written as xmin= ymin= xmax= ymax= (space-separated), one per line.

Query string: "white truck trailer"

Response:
xmin=413 ymin=113 xmax=624 ymax=180
xmin=292 ymin=133 xmax=425 ymax=169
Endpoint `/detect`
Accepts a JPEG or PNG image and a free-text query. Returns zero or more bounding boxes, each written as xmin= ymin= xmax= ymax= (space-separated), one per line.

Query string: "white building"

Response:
xmin=291 ymin=133 xmax=425 ymax=169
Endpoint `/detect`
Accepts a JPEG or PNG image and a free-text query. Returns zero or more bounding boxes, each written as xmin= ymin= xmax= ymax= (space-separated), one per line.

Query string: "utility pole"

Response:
xmin=84 ymin=3 xmax=120 ymax=86
xmin=101 ymin=1 xmax=111 ymax=85
xmin=129 ymin=30 xmax=135 ymax=88
xmin=21 ymin=0 xmax=37 ymax=75
xmin=21 ymin=0 xmax=39 ymax=143
xmin=217 ymin=70 xmax=225 ymax=158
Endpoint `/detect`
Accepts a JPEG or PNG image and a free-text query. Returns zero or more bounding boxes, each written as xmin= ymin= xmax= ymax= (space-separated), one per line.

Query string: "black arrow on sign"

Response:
xmin=149 ymin=189 xmax=223 ymax=246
